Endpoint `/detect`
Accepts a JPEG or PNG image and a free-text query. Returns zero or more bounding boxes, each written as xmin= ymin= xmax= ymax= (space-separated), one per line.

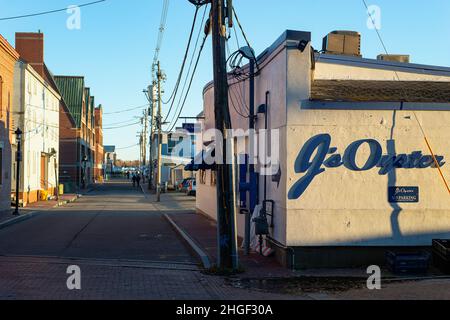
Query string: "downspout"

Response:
xmin=263 ymin=91 xmax=296 ymax=270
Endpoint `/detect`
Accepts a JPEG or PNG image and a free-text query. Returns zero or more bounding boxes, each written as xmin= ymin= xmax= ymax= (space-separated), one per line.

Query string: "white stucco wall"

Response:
xmin=12 ymin=62 xmax=60 ymax=195
xmin=284 ymin=48 xmax=450 ymax=247
xmin=198 ymin=31 xmax=450 ymax=249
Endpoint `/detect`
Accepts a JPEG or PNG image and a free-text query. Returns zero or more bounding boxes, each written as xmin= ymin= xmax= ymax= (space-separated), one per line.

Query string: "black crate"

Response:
xmin=432 ymin=239 xmax=450 ymax=258
xmin=385 ymin=251 xmax=431 ymax=275
xmin=432 ymin=239 xmax=450 ymax=274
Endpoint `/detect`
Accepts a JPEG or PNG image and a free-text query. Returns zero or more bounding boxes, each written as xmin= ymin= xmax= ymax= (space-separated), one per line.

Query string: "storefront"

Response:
xmin=196 ymin=30 xmax=450 ymax=268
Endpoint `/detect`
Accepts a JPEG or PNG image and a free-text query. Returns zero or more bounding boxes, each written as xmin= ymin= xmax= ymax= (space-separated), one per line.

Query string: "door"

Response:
xmin=40 ymin=155 xmax=47 ymax=190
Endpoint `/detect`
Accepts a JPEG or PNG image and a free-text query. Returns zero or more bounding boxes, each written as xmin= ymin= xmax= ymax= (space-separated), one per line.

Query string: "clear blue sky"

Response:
xmin=1 ymin=0 xmax=449 ymax=160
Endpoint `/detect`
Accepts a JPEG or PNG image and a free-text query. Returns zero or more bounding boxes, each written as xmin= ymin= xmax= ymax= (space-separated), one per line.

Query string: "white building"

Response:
xmin=12 ymin=60 xmax=60 ymax=205
xmin=197 ymin=30 xmax=450 ymax=268
xmin=150 ymin=129 xmax=196 ymax=189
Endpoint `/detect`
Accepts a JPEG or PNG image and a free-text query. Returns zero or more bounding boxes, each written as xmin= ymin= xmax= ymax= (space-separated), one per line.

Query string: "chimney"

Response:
xmin=15 ymin=32 xmax=45 ymax=77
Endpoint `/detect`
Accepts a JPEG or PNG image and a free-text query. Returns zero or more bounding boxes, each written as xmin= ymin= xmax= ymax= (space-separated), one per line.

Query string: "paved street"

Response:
xmin=0 ymin=180 xmax=302 ymax=300
xmin=2 ymin=180 xmax=450 ymax=300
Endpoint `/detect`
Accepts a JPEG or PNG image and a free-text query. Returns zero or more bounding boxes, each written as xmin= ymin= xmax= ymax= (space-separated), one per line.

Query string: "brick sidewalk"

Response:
xmin=140 ymin=188 xmax=292 ymax=276
xmin=167 ymin=212 xmax=296 ymax=278
xmin=0 ymin=194 xmax=79 ymax=225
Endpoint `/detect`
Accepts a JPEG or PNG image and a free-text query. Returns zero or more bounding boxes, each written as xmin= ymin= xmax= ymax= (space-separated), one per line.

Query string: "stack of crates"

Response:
xmin=385 ymin=251 xmax=431 ymax=275
xmin=432 ymin=239 xmax=450 ymax=274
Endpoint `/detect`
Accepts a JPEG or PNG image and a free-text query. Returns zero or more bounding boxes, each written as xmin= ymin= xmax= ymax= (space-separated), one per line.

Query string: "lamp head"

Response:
xmin=14 ymin=128 xmax=22 ymax=141
xmin=238 ymin=46 xmax=255 ymax=60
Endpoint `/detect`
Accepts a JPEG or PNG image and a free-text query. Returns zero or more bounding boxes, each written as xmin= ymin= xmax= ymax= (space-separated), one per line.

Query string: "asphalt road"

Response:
xmin=0 ymin=181 xmax=196 ymax=264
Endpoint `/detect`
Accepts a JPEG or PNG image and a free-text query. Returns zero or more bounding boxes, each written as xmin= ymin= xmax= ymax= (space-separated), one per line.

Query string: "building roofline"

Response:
xmin=316 ymin=53 xmax=450 ymax=77
xmin=0 ymin=34 xmax=20 ymax=60
xmin=203 ymin=29 xmax=450 ymax=94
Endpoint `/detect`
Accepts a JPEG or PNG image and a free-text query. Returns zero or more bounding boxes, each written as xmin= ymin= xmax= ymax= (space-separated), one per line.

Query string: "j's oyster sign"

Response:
xmin=288 ymin=134 xmax=445 ymax=200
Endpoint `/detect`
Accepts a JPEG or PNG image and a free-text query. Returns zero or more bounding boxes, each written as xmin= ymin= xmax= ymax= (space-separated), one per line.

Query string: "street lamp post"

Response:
xmin=82 ymin=155 xmax=88 ymax=189
xmin=13 ymin=128 xmax=22 ymax=216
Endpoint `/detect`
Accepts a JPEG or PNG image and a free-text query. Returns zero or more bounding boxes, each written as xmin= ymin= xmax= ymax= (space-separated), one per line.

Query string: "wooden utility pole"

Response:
xmin=143 ymin=109 xmax=148 ymax=167
xmin=156 ymin=61 xmax=163 ymax=202
xmin=211 ymin=0 xmax=238 ymax=271
xmin=148 ymin=84 xmax=155 ymax=190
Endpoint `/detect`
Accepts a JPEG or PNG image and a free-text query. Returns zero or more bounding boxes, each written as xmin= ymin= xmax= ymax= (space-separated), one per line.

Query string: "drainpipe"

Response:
xmin=244 ymin=56 xmax=257 ymax=255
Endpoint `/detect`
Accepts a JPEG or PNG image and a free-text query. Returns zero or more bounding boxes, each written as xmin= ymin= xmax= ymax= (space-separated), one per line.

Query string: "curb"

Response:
xmin=0 ymin=211 xmax=39 ymax=230
xmin=52 ymin=195 xmax=80 ymax=208
xmin=163 ymin=213 xmax=212 ymax=269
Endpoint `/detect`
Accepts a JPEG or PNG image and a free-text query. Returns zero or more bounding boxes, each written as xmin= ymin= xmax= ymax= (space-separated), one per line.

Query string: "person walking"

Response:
xmin=132 ymin=173 xmax=136 ymax=187
xmin=136 ymin=173 xmax=141 ymax=188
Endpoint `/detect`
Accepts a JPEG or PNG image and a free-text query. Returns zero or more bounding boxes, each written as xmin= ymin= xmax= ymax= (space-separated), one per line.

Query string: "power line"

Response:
xmin=103 ymin=104 xmax=150 ymax=115
xmin=0 ymin=0 xmax=106 ymax=21
xmin=163 ymin=5 xmax=207 ymax=124
xmin=232 ymin=6 xmax=260 ymax=72
xmin=103 ymin=121 xmax=141 ymax=130
xmin=167 ymin=34 xmax=208 ymax=132
xmin=362 ymin=0 xmax=450 ymax=195
xmin=116 ymin=143 xmax=140 ymax=150
xmin=162 ymin=5 xmax=201 ymax=106
xmin=152 ymin=0 xmax=170 ymax=79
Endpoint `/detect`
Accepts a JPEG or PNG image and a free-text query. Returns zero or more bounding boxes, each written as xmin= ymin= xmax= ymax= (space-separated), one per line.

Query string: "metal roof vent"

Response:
xmin=322 ymin=30 xmax=361 ymax=57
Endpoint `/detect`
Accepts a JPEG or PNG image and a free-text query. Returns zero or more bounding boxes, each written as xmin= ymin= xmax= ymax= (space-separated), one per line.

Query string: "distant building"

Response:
xmin=94 ymin=105 xmax=104 ymax=181
xmin=54 ymin=76 xmax=97 ymax=190
xmin=150 ymin=127 xmax=196 ymax=189
xmin=104 ymin=145 xmax=116 ymax=174
xmin=12 ymin=33 xmax=61 ymax=206
xmin=0 ymin=34 xmax=19 ymax=211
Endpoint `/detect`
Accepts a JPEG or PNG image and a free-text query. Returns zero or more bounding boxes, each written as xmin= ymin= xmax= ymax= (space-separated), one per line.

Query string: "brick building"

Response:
xmin=54 ymin=76 xmax=97 ymax=191
xmin=0 ymin=34 xmax=19 ymax=211
xmin=94 ymin=105 xmax=104 ymax=181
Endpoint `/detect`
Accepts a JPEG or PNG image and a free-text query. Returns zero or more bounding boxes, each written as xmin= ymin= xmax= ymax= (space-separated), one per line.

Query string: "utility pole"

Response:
xmin=211 ymin=0 xmax=238 ymax=271
xmin=156 ymin=61 xmax=163 ymax=202
xmin=148 ymin=84 xmax=155 ymax=190
xmin=143 ymin=109 xmax=148 ymax=167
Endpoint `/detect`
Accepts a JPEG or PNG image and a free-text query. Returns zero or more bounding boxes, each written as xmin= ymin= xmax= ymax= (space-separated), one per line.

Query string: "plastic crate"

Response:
xmin=385 ymin=251 xmax=431 ymax=275
xmin=432 ymin=239 xmax=450 ymax=274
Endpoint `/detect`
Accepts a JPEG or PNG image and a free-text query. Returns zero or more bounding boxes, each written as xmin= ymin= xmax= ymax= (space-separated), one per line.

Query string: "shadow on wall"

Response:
xmin=388 ymin=110 xmax=402 ymax=240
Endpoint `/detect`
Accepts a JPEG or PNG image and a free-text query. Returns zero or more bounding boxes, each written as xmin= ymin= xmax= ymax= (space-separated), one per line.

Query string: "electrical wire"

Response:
xmin=362 ymin=0 xmax=450 ymax=195
xmin=0 ymin=0 xmax=106 ymax=21
xmin=152 ymin=0 xmax=170 ymax=79
xmin=103 ymin=121 xmax=141 ymax=130
xmin=116 ymin=143 xmax=140 ymax=150
xmin=162 ymin=5 xmax=201 ymax=106
xmin=232 ymin=6 xmax=260 ymax=72
xmin=163 ymin=4 xmax=208 ymax=125
xmin=167 ymin=35 xmax=208 ymax=132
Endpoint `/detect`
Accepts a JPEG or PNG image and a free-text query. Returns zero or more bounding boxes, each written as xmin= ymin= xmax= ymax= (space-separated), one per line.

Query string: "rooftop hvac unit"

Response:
xmin=377 ymin=54 xmax=410 ymax=63
xmin=322 ymin=30 xmax=361 ymax=57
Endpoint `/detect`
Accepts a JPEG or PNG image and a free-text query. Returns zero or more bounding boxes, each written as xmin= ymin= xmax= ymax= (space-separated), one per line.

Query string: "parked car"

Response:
xmin=187 ymin=179 xmax=196 ymax=196
xmin=179 ymin=178 xmax=195 ymax=193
